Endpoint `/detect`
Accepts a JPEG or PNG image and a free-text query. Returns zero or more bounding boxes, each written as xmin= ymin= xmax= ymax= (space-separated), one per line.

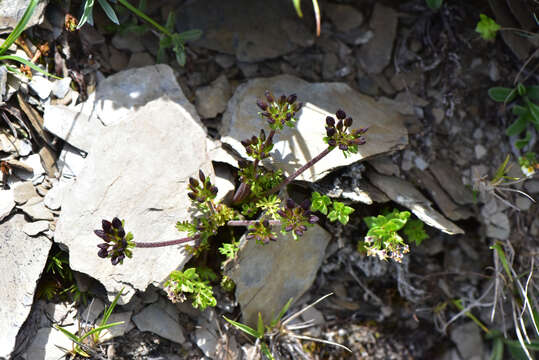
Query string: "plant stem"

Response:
xmin=263 ymin=146 xmax=333 ymax=197
xmin=227 ymin=220 xmax=281 ymax=227
xmin=135 ymin=236 xmax=196 ymax=248
xmin=117 ymin=0 xmax=173 ymax=37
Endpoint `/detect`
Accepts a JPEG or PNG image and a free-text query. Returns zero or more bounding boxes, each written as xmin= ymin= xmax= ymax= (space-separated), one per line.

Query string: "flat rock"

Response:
xmin=133 ymin=303 xmax=185 ymax=344
xmin=195 ymin=74 xmax=232 ymax=118
xmin=357 ymin=3 xmax=398 ymax=74
xmin=175 ymin=0 xmax=314 ymax=62
xmin=429 ymin=161 xmax=474 ymax=205
xmin=97 ymin=311 xmax=134 ymax=341
xmin=23 ymin=220 xmax=50 ymax=236
xmin=29 ymin=76 xmax=52 ymax=100
xmin=0 ymin=214 xmax=52 ymax=358
xmin=20 ymin=198 xmax=54 ymax=221
xmin=13 ymin=181 xmax=37 ymax=205
xmin=450 ymin=322 xmax=484 ymax=360
xmin=44 ymin=179 xmax=72 ymax=210
xmin=226 ymin=224 xmax=330 ymax=327
xmin=51 ymin=77 xmax=72 ymax=99
xmin=54 ymin=96 xmax=212 ymax=303
xmin=221 ymin=75 xmax=408 ymax=182
xmin=324 ymin=3 xmax=364 ymax=32
xmin=366 ymin=170 xmax=464 ymax=235
xmin=0 ymin=0 xmax=48 ymax=34
xmin=0 ymin=189 xmax=15 ymax=221
xmin=56 ymin=144 xmax=86 ymax=179
xmin=43 ymin=103 xmax=104 ymax=152
xmin=95 ymin=64 xmax=197 ymax=126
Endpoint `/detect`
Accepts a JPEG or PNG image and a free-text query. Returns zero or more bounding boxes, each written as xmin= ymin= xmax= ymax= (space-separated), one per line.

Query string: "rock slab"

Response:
xmin=221 ymin=75 xmax=408 ymax=182
xmin=0 ymin=214 xmax=52 ymax=359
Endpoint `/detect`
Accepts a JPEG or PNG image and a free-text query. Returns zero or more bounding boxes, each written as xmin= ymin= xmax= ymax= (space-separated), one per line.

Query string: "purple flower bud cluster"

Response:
xmin=246 ymin=219 xmax=277 ymax=244
xmin=241 ymin=129 xmax=272 ymax=160
xmin=188 ymin=170 xmax=218 ymax=203
xmin=277 ymin=198 xmax=319 ymax=238
xmin=256 ymin=90 xmax=303 ymax=129
xmin=95 ymin=217 xmax=134 ymax=265
xmin=325 ymin=109 xmax=368 ymax=151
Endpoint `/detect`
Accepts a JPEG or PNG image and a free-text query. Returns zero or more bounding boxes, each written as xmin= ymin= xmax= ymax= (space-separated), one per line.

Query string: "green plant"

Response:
xmin=476 ymin=14 xmax=501 ymax=41
xmin=425 ymin=0 xmax=443 ymax=11
xmin=360 ymin=209 xmax=428 ymax=262
xmin=77 ymin=0 xmax=201 ymax=66
xmin=292 ymin=0 xmax=321 ymax=36
xmin=518 ymin=152 xmax=538 ymax=176
xmin=94 ymin=92 xmax=368 ymax=308
xmin=55 ymin=289 xmax=125 ymax=358
xmin=224 ymin=293 xmax=350 ymax=359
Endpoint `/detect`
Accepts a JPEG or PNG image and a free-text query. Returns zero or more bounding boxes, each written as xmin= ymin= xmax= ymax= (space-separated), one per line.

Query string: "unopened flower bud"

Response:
xmin=199 ymin=170 xmax=205 ymax=182
xmin=259 ymin=129 xmax=266 ymax=141
xmin=336 ymin=109 xmax=346 ymax=120
xmin=336 ymin=120 xmax=343 ymax=131
xmin=328 ymin=138 xmax=337 ymax=147
xmin=339 ymin=144 xmax=349 ymax=151
xmin=279 ymin=95 xmax=286 ymax=105
xmin=265 ymin=90 xmax=275 ymax=103
xmin=257 ymin=100 xmax=268 ymax=111
xmin=326 ymin=127 xmax=336 ymax=137
xmin=287 ymin=94 xmax=297 ymax=104
xmin=102 ymin=220 xmax=112 ymax=233
xmin=308 ymin=215 xmax=319 ymax=224
xmin=294 ymin=102 xmax=303 ymax=112
xmin=326 ymin=116 xmax=335 ymax=127
xmin=344 ymin=117 xmax=353 ymax=127
xmin=112 ymin=217 xmax=122 ymax=229
xmin=188 ymin=192 xmax=197 ymax=201
xmin=189 ymin=177 xmax=199 ymax=187
xmin=285 ymin=224 xmax=294 ymax=232
xmin=286 ymin=198 xmax=296 ymax=209
xmin=210 ymin=186 xmax=218 ymax=195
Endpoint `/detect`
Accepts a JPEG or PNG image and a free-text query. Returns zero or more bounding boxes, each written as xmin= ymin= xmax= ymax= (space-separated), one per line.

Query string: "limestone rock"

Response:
xmin=450 ymin=322 xmax=484 ymax=360
xmin=96 ymin=311 xmax=134 ymax=341
xmin=20 ymin=198 xmax=54 ymax=221
xmin=13 ymin=181 xmax=37 ymax=205
xmin=133 ymin=303 xmax=185 ymax=344
xmin=175 ymin=0 xmax=314 ymax=62
xmin=0 ymin=214 xmax=52 ymax=359
xmin=195 ymin=74 xmax=232 ymax=118
xmin=366 ymin=170 xmax=464 ymax=235
xmin=226 ymin=224 xmax=330 ymax=327
xmin=0 ymin=189 xmax=15 ymax=221
xmin=54 ymin=96 xmax=212 ymax=303
xmin=0 ymin=0 xmax=48 ymax=34
xmin=23 ymin=220 xmax=50 ymax=236
xmin=221 ymin=75 xmax=407 ymax=182
xmin=429 ymin=161 xmax=474 ymax=205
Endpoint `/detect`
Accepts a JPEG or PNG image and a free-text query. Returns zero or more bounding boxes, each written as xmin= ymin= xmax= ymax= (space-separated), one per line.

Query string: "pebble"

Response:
xmin=22 ymin=220 xmax=50 ymax=236
xmin=29 ymin=76 xmax=52 ymax=100
xmin=51 ymin=77 xmax=72 ymax=99
xmin=127 ymin=52 xmax=155 ymax=69
xmin=215 ymin=54 xmax=235 ymax=69
xmin=474 ymin=144 xmax=487 ymax=159
xmin=111 ymin=32 xmax=145 ymax=52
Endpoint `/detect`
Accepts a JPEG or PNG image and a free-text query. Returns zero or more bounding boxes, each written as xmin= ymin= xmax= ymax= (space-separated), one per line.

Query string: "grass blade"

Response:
xmin=0 ymin=0 xmax=39 ymax=55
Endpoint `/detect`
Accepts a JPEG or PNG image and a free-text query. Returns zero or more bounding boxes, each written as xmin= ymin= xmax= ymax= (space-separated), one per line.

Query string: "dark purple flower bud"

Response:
xmin=246 ymin=233 xmax=255 ymax=240
xmin=199 ymin=170 xmax=205 ymax=182
xmin=336 ymin=109 xmax=346 ymax=120
xmin=267 ymin=117 xmax=276 ymax=125
xmin=300 ymin=199 xmax=311 ymax=210
xmin=241 ymin=139 xmax=251 ymax=148
xmin=308 ymin=215 xmax=319 ymax=224
xmin=210 ymin=186 xmax=218 ymax=195
xmin=261 ymin=111 xmax=271 ymax=118
xmin=189 ymin=177 xmax=199 ymax=187
xmin=102 ymin=220 xmax=112 ymax=233
xmin=286 ymin=198 xmax=296 ymax=209
xmin=326 ymin=127 xmax=336 ymax=137
xmin=277 ymin=210 xmax=286 ymax=217
xmin=285 ymin=113 xmax=292 ymax=121
xmin=197 ymin=197 xmax=205 ymax=203
xmin=251 ymin=136 xmax=258 ymax=144
xmin=118 ymin=228 xmax=125 ymax=239
xmin=95 ymin=230 xmax=107 ymax=241
xmin=98 ymin=248 xmax=108 ymax=258
xmin=294 ymin=229 xmax=304 ymax=236
xmin=238 ymin=160 xmax=248 ymax=168
xmin=265 ymin=90 xmax=275 ymax=103
xmin=328 ymin=138 xmax=337 ymax=147
xmin=262 ymin=219 xmax=270 ymax=228
xmin=339 ymin=144 xmax=349 ymax=151
xmin=246 ymin=147 xmax=253 ymax=155
xmin=112 ymin=217 xmax=122 ymax=229
xmin=336 ymin=120 xmax=343 ymax=131
xmin=350 ymin=137 xmax=366 ymax=145
xmin=111 ymin=256 xmax=120 ymax=265
xmin=260 ymin=129 xmax=266 ymax=141
xmin=188 ymin=192 xmax=197 ymax=201
xmin=344 ymin=117 xmax=353 ymax=127
xmin=298 ymin=224 xmax=307 ymax=232
xmin=257 ymin=100 xmax=268 ymax=111
xmin=287 ymin=94 xmax=297 ymax=104
xmin=326 ymin=116 xmax=335 ymax=127
xmin=285 ymin=224 xmax=294 ymax=232
xmin=97 ymin=243 xmax=109 ymax=250
xmin=279 ymin=95 xmax=286 ymax=105
xmin=294 ymin=102 xmax=303 ymax=112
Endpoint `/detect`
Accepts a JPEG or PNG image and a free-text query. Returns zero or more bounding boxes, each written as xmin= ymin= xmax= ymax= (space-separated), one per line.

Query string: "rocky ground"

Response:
xmin=0 ymin=0 xmax=538 ymax=359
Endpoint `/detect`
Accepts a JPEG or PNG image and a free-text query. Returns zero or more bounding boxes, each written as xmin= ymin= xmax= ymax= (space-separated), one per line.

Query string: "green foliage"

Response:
xmin=55 ymin=289 xmax=125 ymax=358
xmin=488 ymin=83 xmax=539 ymax=148
xmin=310 ymin=191 xmax=332 ymax=215
xmin=425 ymin=0 xmax=443 ymax=10
xmin=256 ymin=195 xmax=282 ymax=219
xmin=476 ymin=14 xmax=501 ymax=41
xmin=218 ymin=240 xmax=240 ymax=259
xmin=361 ymin=209 xmax=428 ymax=262
xmin=165 ymin=268 xmax=217 ymax=309
xmin=310 ymin=192 xmax=354 ymax=225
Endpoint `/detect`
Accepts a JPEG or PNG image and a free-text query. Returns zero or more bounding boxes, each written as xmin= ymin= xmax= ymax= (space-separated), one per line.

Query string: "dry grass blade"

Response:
xmin=282 ymin=293 xmax=333 ymax=326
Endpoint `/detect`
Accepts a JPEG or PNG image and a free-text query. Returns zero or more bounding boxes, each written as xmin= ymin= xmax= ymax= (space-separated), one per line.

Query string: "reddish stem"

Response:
xmin=134 ymin=237 xmax=196 ymax=248
xmin=227 ymin=220 xmax=281 ymax=227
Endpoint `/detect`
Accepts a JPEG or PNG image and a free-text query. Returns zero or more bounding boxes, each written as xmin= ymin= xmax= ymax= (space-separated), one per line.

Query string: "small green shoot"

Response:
xmin=310 ymin=192 xmax=354 ymax=225
xmin=476 ymin=14 xmax=501 ymax=41
xmin=165 ymin=267 xmax=217 ymax=309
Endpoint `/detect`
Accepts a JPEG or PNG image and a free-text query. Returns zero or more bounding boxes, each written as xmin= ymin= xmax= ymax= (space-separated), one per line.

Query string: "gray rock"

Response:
xmin=80 ymin=298 xmax=105 ymax=324
xmin=175 ymin=0 xmax=313 ymax=62
xmin=474 ymin=144 xmax=487 ymax=159
xmin=44 ymin=179 xmax=72 ymax=210
xmin=485 ymin=212 xmax=510 ymax=240
xmin=215 ymin=54 xmax=235 ymax=69
xmin=366 ymin=170 xmax=464 ymax=235
xmin=23 ymin=220 xmax=50 ymax=236
xmin=226 ymin=224 xmax=330 ymax=327
xmin=325 ymin=3 xmax=364 ymax=32
xmin=127 ymin=52 xmax=155 ymax=69
xmin=221 ymin=75 xmax=408 ymax=182
xmin=524 ymin=179 xmax=539 ymax=194
xmin=29 ymin=76 xmax=52 ymax=99
xmin=51 ymin=77 xmax=72 ymax=99
xmin=111 ymin=32 xmax=145 ymax=52
xmin=358 ymin=3 xmax=398 ymax=74
xmin=367 ymin=156 xmax=400 ymax=176
xmin=96 ymin=311 xmax=134 ymax=341
xmin=430 ymin=161 xmax=474 ymax=205
xmin=57 ymin=144 xmax=87 ymax=179
xmin=195 ymin=309 xmax=220 ymax=358
xmin=0 ymin=189 xmax=15 ymax=221
xmin=195 ymin=74 xmax=232 ymax=118
xmin=20 ymin=198 xmax=54 ymax=221
xmin=0 ymin=0 xmax=48 ymax=34
xmin=133 ymin=303 xmax=186 ymax=344
xmin=43 ymin=103 xmax=105 ymax=152
xmin=13 ymin=181 xmax=38 ymax=205
xmin=450 ymin=322 xmax=484 ymax=360
xmin=237 ymin=62 xmax=259 ymax=78
xmin=0 ymin=214 xmax=52 ymax=358
xmin=95 ymin=64 xmax=195 ymax=126
xmin=109 ymin=46 xmax=129 ymax=71
xmin=54 ymin=96 xmax=212 ymax=304
xmin=0 ymin=65 xmax=7 ymax=102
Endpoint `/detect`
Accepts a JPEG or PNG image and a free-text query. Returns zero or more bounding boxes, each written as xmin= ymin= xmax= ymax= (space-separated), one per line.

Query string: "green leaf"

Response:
xmin=273 ymin=298 xmax=293 ymax=326
xmin=475 ymin=14 xmax=501 ymax=41
xmin=178 ymin=29 xmax=203 ymax=42
xmin=490 ymin=337 xmax=504 ymax=360
xmin=505 ymin=340 xmax=532 ymax=360
xmin=97 ymin=0 xmax=119 ymax=24
xmin=292 ymin=0 xmax=303 ymax=17
xmin=78 ymin=0 xmax=96 ymax=28
xmin=261 ymin=342 xmax=275 ymax=360
xmin=403 ymin=219 xmax=429 ymax=246
xmin=488 ymin=87 xmax=517 ymax=103
xmin=426 ymin=0 xmax=443 ymax=10
xmin=506 ymin=116 xmax=528 ymax=136
xmin=0 ymin=0 xmax=39 ymax=56
xmin=517 ymin=83 xmax=527 ymax=96
xmin=224 ymin=316 xmax=260 ymax=338
xmin=515 ymin=131 xmax=532 ymax=149
xmin=512 ymin=105 xmax=528 ymax=116
xmin=0 ymin=55 xmax=61 ymax=79
xmin=527 ymin=85 xmax=539 ymax=101
xmin=311 ymin=191 xmax=331 ymax=215
xmin=526 ymin=99 xmax=539 ymax=124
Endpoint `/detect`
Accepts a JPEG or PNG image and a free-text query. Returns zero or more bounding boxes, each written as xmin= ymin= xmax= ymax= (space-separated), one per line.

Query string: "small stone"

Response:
xmin=20 ymin=198 xmax=54 ymax=221
xmin=109 ymin=46 xmax=129 ymax=72
xmin=322 ymin=53 xmax=339 ymax=80
xmin=44 ymin=180 xmax=72 ymax=210
xmin=29 ymin=76 xmax=52 ymax=99
xmin=401 ymin=149 xmax=415 ymax=171
xmin=133 ymin=303 xmax=186 ymax=344
xmin=23 ymin=220 xmax=50 ymax=236
xmin=127 ymin=52 xmax=155 ymax=69
xmin=472 ymin=128 xmax=483 ymax=140
xmin=111 ymin=32 xmax=145 ymax=52
xmin=324 ymin=3 xmax=364 ymax=32
xmin=0 ymin=189 xmax=15 ymax=221
xmin=13 ymin=181 xmax=38 ymax=204
xmin=530 ymin=218 xmax=539 ymax=237
xmin=450 ymin=322 xmax=484 ymax=360
xmin=367 ymin=156 xmax=400 ymax=176
xmin=237 ymin=62 xmax=259 ymax=78
xmin=474 ymin=144 xmax=487 ymax=159
xmin=432 ymin=108 xmax=445 ymax=124
xmin=57 ymin=144 xmax=87 ymax=179
xmin=485 ymin=212 xmax=510 ymax=240
xmin=51 ymin=77 xmax=72 ymax=99
xmin=414 ymin=156 xmax=429 ymax=171
xmin=515 ymin=196 xmax=532 ymax=211
xmin=195 ymin=74 xmax=232 ymax=118
xmin=524 ymin=179 xmax=539 ymax=194
xmin=215 ymin=54 xmax=236 ymax=69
